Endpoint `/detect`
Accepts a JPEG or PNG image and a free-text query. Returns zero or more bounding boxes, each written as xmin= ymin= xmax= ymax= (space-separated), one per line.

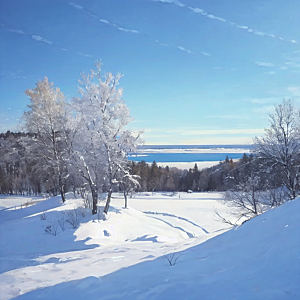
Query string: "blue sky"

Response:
xmin=1 ymin=0 xmax=300 ymax=145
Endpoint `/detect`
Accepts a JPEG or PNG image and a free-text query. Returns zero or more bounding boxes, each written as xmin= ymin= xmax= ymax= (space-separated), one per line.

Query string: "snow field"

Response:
xmin=0 ymin=192 xmax=299 ymax=299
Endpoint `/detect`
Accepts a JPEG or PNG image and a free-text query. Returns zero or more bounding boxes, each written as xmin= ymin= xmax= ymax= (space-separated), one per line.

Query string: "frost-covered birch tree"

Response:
xmin=22 ymin=77 xmax=70 ymax=202
xmin=71 ymin=62 xmax=143 ymax=215
xmin=68 ymin=114 xmax=105 ymax=215
xmin=254 ymin=100 xmax=300 ymax=199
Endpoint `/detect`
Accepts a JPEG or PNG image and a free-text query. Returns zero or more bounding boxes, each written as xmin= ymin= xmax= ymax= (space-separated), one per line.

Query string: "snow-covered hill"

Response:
xmin=0 ymin=193 xmax=299 ymax=299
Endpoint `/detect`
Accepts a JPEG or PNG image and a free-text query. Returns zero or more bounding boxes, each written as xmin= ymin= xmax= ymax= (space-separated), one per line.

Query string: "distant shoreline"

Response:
xmin=154 ymin=161 xmax=221 ymax=170
xmin=138 ymin=144 xmax=252 ymax=149
xmin=129 ymin=145 xmax=250 ymax=169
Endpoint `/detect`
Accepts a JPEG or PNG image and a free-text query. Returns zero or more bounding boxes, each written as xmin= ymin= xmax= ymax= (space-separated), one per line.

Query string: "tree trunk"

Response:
xmin=104 ymin=189 xmax=112 ymax=214
xmin=91 ymin=187 xmax=98 ymax=215
xmin=58 ymin=175 xmax=65 ymax=203
xmin=124 ymin=191 xmax=128 ymax=209
xmin=60 ymin=189 xmax=66 ymax=203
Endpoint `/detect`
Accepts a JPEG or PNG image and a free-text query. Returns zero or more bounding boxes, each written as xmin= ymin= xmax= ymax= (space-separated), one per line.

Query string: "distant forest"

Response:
xmin=0 ymin=130 xmax=279 ymax=195
xmin=128 ymin=153 xmax=278 ymax=193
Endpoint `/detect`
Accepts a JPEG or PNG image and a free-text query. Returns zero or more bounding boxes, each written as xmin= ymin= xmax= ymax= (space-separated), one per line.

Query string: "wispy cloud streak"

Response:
xmin=4 ymin=22 xmax=92 ymax=59
xmin=69 ymin=2 xmax=206 ymax=57
xmin=152 ymin=0 xmax=298 ymax=45
xmin=165 ymin=128 xmax=265 ymax=135
xmin=32 ymin=35 xmax=52 ymax=45
xmin=255 ymin=62 xmax=275 ymax=67
xmin=70 ymin=3 xmax=141 ymax=36
xmin=178 ymin=46 xmax=192 ymax=54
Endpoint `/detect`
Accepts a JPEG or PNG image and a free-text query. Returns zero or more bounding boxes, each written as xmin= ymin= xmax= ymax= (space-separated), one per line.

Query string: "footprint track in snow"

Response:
xmin=142 ymin=211 xmax=209 ymax=234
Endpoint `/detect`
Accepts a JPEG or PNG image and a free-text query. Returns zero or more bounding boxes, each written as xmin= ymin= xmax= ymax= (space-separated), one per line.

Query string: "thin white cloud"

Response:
xmin=119 ymin=27 xmax=129 ymax=32
xmin=254 ymin=31 xmax=266 ymax=36
xmin=69 ymin=2 xmax=83 ymax=10
xmin=188 ymin=6 xmax=226 ymax=22
xmin=100 ymin=19 xmax=109 ymax=24
xmin=206 ymin=14 xmax=226 ymax=22
xmin=264 ymin=71 xmax=276 ymax=75
xmin=177 ymin=46 xmax=192 ymax=54
xmin=152 ymin=1 xmax=298 ymax=45
xmin=253 ymin=105 xmax=275 ymax=115
xmin=205 ymin=115 xmax=245 ymax=119
xmin=165 ymin=128 xmax=265 ymax=135
xmin=189 ymin=7 xmax=204 ymax=13
xmin=248 ymin=97 xmax=277 ymax=104
xmin=78 ymin=52 xmax=92 ymax=58
xmin=5 ymin=22 xmax=92 ymax=59
xmin=9 ymin=29 xmax=25 ymax=35
xmin=98 ymin=13 xmax=141 ymax=35
xmin=153 ymin=0 xmax=185 ymax=7
xmin=118 ymin=27 xmax=139 ymax=34
xmin=236 ymin=25 xmax=248 ymax=30
xmin=287 ymin=86 xmax=300 ymax=97
xmin=31 ymin=35 xmax=52 ymax=45
xmin=70 ymin=1 xmax=210 ymax=57
xmin=255 ymin=62 xmax=275 ymax=67
xmin=155 ymin=40 xmax=169 ymax=47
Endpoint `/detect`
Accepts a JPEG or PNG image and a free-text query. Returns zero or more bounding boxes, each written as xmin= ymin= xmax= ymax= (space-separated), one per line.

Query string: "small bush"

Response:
xmin=45 ymin=220 xmax=58 ymax=236
xmin=40 ymin=212 xmax=47 ymax=221
xmin=57 ymin=212 xmax=66 ymax=231
xmin=164 ymin=252 xmax=183 ymax=266
xmin=66 ymin=208 xmax=80 ymax=229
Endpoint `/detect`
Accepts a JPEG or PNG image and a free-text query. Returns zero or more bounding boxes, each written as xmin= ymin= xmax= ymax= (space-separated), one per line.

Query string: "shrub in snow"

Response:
xmin=40 ymin=212 xmax=46 ymax=221
xmin=77 ymin=206 xmax=86 ymax=218
xmin=164 ymin=252 xmax=183 ymax=266
xmin=66 ymin=208 xmax=80 ymax=229
xmin=213 ymin=208 xmax=238 ymax=227
xmin=261 ymin=187 xmax=289 ymax=208
xmin=45 ymin=220 xmax=59 ymax=236
xmin=222 ymin=175 xmax=265 ymax=224
xmin=57 ymin=212 xmax=66 ymax=231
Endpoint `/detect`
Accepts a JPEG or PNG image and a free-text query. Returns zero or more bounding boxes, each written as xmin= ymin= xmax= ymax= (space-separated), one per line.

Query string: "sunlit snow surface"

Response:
xmin=0 ymin=192 xmax=299 ymax=300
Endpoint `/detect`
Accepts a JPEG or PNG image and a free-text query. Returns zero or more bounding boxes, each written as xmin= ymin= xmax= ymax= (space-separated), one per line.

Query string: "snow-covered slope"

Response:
xmin=0 ymin=193 xmax=299 ymax=299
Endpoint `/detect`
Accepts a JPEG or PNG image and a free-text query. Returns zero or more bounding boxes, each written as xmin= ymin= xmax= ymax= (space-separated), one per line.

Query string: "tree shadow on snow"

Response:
xmin=0 ymin=195 xmax=63 ymax=225
xmin=0 ymin=201 xmax=100 ymax=273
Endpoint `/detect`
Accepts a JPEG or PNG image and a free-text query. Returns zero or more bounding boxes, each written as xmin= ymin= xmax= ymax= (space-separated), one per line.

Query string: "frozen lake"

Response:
xmin=128 ymin=144 xmax=251 ymax=166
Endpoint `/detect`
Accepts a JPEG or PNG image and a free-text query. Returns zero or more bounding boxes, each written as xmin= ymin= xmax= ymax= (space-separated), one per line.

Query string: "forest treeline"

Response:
xmin=0 ymin=130 xmax=290 ymax=197
xmin=128 ymin=153 xmax=280 ymax=193
xmin=0 ymin=130 xmax=250 ymax=195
